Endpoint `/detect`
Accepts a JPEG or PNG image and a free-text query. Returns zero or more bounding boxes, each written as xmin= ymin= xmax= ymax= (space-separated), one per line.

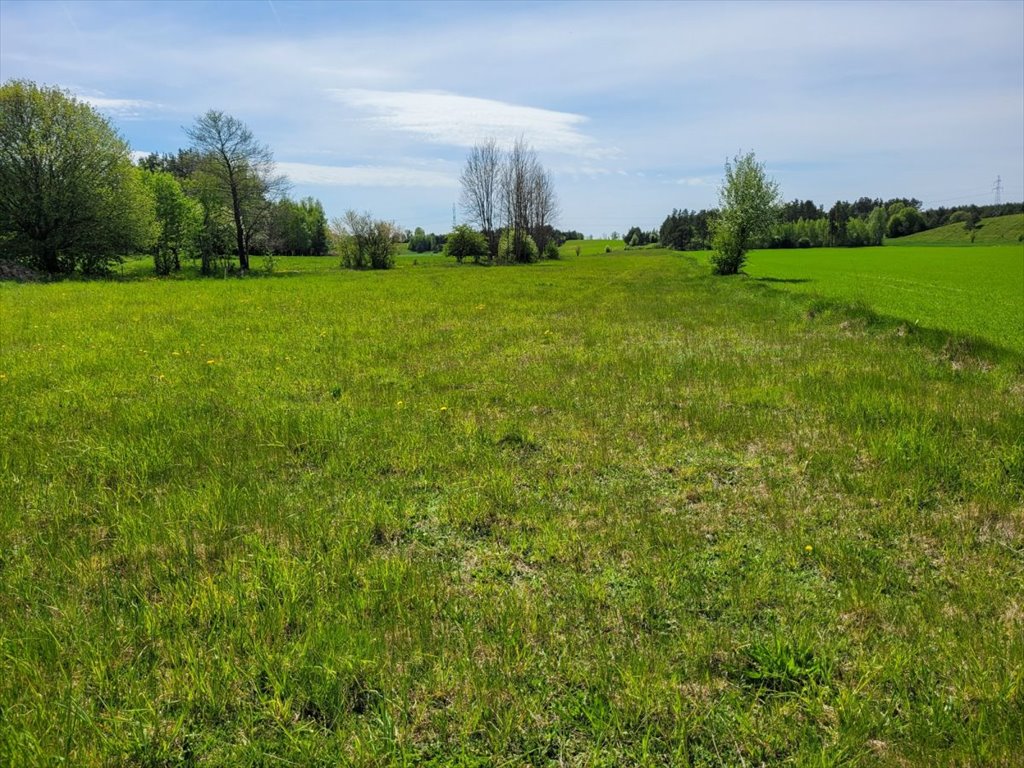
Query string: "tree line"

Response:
xmin=652 ymin=197 xmax=1021 ymax=252
xmin=1 ymin=80 xmax=330 ymax=276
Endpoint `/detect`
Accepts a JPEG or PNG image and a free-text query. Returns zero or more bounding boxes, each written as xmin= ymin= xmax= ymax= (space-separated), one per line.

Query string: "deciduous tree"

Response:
xmin=0 ymin=80 xmax=156 ymax=274
xmin=710 ymin=151 xmax=781 ymax=275
xmin=186 ymin=110 xmax=288 ymax=271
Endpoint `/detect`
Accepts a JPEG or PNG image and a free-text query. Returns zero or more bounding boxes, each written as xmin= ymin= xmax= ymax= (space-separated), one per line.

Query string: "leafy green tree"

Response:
xmin=710 ymin=151 xmax=781 ymax=275
xmin=867 ymin=206 xmax=888 ymax=246
xmin=886 ymin=205 xmax=925 ymax=238
xmin=0 ymin=80 xmax=156 ymax=274
xmin=142 ymin=169 xmax=202 ymax=274
xmin=444 ymin=225 xmax=488 ymax=263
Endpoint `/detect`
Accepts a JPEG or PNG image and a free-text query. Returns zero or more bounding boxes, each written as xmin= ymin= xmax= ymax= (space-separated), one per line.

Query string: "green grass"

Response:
xmin=888 ymin=213 xmax=1024 ymax=246
xmin=2 ymin=251 xmax=1023 ymax=766
xmin=560 ymin=239 xmax=626 ymax=257
xmin=743 ymin=245 xmax=1024 ymax=354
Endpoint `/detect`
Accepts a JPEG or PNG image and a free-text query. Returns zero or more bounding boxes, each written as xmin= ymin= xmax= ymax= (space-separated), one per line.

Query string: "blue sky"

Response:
xmin=2 ymin=0 xmax=1022 ymax=234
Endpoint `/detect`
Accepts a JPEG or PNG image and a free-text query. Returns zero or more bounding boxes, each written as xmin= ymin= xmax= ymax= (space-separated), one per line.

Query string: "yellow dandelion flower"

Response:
xmin=440 ymin=405 xmax=448 ymax=412
xmin=206 ymin=359 xmax=216 ymax=365
xmin=804 ymin=545 xmax=813 ymax=553
xmin=396 ymin=400 xmax=404 ymax=407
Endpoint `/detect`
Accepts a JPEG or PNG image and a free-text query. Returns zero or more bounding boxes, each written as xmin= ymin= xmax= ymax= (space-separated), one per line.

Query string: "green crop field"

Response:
xmin=743 ymin=245 xmax=1024 ymax=354
xmin=2 ymin=251 xmax=1023 ymax=766
xmin=888 ymin=213 xmax=1024 ymax=246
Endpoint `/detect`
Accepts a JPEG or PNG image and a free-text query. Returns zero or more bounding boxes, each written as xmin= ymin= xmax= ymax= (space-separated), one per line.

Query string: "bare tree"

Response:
xmin=459 ymin=138 xmax=502 ymax=261
xmin=186 ymin=110 xmax=288 ymax=271
xmin=500 ymin=137 xmax=542 ymax=263
xmin=529 ymin=166 xmax=559 ymax=255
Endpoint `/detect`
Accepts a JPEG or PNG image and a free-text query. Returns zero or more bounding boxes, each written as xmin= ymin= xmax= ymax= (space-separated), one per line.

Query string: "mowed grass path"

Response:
xmin=1 ymin=253 xmax=1022 ymax=766
xmin=743 ymin=245 xmax=1024 ymax=354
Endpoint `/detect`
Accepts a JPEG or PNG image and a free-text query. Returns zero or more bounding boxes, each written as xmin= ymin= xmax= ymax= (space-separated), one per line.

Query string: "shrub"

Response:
xmin=604 ymin=245 xmax=611 ymax=253
xmin=797 ymin=237 xmax=811 ymax=248
xmin=497 ymin=229 xmax=538 ymax=264
xmin=444 ymin=225 xmax=488 ymax=263
xmin=333 ymin=211 xmax=397 ymax=270
xmin=543 ymin=240 xmax=560 ymax=260
xmin=574 ymin=244 xmax=581 ymax=257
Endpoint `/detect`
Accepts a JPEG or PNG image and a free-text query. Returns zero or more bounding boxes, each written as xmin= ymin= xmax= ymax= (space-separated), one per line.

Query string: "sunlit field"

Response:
xmin=743 ymin=244 xmax=1024 ymax=354
xmin=2 ymin=251 xmax=1022 ymax=765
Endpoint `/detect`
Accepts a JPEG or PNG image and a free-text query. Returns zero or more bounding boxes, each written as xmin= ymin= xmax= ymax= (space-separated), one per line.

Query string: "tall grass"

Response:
xmin=1 ymin=251 xmax=1022 ymax=765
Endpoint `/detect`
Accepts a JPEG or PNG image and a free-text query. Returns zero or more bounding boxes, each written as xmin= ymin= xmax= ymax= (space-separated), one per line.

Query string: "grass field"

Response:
xmin=560 ymin=239 xmax=627 ymax=257
xmin=887 ymin=213 xmax=1024 ymax=246
xmin=743 ymin=245 xmax=1024 ymax=355
xmin=2 ymin=251 xmax=1023 ymax=766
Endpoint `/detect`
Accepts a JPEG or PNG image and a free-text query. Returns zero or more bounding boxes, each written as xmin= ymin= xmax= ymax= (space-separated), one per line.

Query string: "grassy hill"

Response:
xmin=888 ymin=212 xmax=1024 ymax=246
xmin=1 ymin=252 xmax=1022 ymax=765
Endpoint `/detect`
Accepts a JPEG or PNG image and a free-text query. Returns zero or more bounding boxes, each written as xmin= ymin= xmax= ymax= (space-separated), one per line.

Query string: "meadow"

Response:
xmin=1 ymin=249 xmax=1022 ymax=766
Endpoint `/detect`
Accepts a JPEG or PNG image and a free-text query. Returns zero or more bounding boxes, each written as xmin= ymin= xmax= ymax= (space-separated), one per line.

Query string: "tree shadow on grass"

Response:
xmin=753 ymin=276 xmax=812 ymax=284
xmin=747 ymin=275 xmax=1023 ymax=368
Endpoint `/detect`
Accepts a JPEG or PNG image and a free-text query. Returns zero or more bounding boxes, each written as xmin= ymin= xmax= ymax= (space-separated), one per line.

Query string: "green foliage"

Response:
xmin=0 ymin=80 xmax=156 ymax=274
xmin=268 ymin=197 xmax=329 ymax=256
xmin=334 ymin=210 xmax=398 ymax=270
xmin=497 ymin=229 xmax=538 ymax=264
xmin=711 ymin=151 xmax=781 ymax=274
xmin=141 ymin=169 xmax=202 ymax=275
xmin=886 ymin=204 xmax=926 ymax=238
xmin=745 ymin=636 xmax=832 ymax=694
xmin=543 ymin=240 xmax=560 ymax=260
xmin=443 ymin=225 xmax=488 ymax=263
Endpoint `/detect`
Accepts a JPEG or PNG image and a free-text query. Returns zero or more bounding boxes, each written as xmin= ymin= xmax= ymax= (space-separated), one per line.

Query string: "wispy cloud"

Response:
xmin=277 ymin=161 xmax=456 ymax=188
xmin=76 ymin=94 xmax=161 ymax=118
xmin=328 ymin=88 xmax=608 ymax=157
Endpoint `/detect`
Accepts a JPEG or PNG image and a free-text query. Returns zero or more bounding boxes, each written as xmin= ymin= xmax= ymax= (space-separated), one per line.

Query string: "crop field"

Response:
xmin=743 ymin=245 xmax=1024 ymax=355
xmin=2 ymin=251 xmax=1023 ymax=766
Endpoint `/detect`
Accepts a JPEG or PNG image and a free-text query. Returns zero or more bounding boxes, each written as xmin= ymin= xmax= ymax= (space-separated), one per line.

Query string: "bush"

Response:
xmin=797 ymin=237 xmax=811 ymax=248
xmin=497 ymin=229 xmax=538 ymax=264
xmin=543 ymin=240 xmax=560 ymax=260
xmin=444 ymin=225 xmax=488 ymax=263
xmin=710 ymin=226 xmax=745 ymax=275
xmin=333 ymin=211 xmax=397 ymax=270
xmin=604 ymin=245 xmax=611 ymax=253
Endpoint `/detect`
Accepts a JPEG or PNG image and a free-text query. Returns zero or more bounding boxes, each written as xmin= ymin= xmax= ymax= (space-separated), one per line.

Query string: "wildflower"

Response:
xmin=440 ymin=406 xmax=448 ymax=412
xmin=804 ymin=545 xmax=813 ymax=553
xmin=172 ymin=351 xmax=181 ymax=356
xmin=396 ymin=400 xmax=404 ymax=407
xmin=206 ymin=359 xmax=216 ymax=365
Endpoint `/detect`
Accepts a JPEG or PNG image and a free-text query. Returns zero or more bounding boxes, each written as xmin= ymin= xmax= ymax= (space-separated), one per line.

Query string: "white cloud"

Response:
xmin=674 ymin=177 xmax=712 ymax=187
xmin=277 ymin=161 xmax=457 ymax=188
xmin=327 ymin=88 xmax=607 ymax=157
xmin=76 ymin=94 xmax=161 ymax=117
